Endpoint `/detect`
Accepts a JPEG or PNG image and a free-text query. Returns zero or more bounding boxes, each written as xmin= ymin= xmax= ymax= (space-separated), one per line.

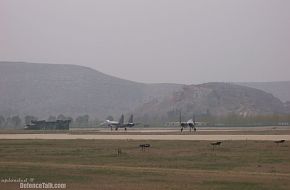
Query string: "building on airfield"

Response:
xmin=25 ymin=120 xmax=71 ymax=130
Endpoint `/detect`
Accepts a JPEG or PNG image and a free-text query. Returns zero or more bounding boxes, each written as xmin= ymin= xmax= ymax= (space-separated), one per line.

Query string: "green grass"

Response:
xmin=202 ymin=181 xmax=278 ymax=190
xmin=0 ymin=140 xmax=289 ymax=190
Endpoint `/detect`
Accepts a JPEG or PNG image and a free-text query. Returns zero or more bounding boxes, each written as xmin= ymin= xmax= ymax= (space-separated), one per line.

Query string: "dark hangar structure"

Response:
xmin=25 ymin=120 xmax=71 ymax=130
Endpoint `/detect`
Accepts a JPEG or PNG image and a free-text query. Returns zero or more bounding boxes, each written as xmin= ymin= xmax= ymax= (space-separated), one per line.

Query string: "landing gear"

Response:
xmin=125 ymin=127 xmax=127 ymax=131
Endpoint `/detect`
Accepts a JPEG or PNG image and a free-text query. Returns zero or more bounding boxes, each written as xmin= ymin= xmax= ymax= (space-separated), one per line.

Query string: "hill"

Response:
xmin=237 ymin=81 xmax=290 ymax=102
xmin=0 ymin=62 xmax=182 ymax=119
xmin=0 ymin=62 xmax=288 ymax=122
xmin=134 ymin=83 xmax=287 ymax=121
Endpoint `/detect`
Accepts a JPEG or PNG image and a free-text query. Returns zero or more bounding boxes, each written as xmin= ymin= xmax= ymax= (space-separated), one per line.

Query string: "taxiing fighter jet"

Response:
xmin=179 ymin=112 xmax=196 ymax=132
xmin=101 ymin=114 xmax=135 ymax=131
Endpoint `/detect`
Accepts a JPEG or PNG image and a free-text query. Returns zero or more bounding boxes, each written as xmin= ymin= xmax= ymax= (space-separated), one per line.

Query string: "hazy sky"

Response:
xmin=1 ymin=0 xmax=290 ymax=84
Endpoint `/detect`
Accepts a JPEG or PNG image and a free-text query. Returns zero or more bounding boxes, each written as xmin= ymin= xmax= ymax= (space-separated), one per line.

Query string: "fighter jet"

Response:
xmin=179 ymin=112 xmax=196 ymax=132
xmin=101 ymin=114 xmax=135 ymax=131
xmin=125 ymin=114 xmax=135 ymax=128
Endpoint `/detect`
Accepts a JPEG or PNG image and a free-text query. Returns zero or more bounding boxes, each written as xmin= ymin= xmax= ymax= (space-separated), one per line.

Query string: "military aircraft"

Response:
xmin=101 ymin=114 xmax=135 ymax=131
xmin=179 ymin=112 xmax=196 ymax=132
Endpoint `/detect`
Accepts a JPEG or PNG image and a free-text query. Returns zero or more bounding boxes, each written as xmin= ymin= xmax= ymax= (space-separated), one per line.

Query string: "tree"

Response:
xmin=11 ymin=115 xmax=22 ymax=128
xmin=75 ymin=115 xmax=89 ymax=127
xmin=0 ymin=116 xmax=5 ymax=128
xmin=48 ymin=116 xmax=56 ymax=122
xmin=57 ymin=114 xmax=66 ymax=120
xmin=25 ymin=115 xmax=37 ymax=125
xmin=66 ymin=117 xmax=73 ymax=123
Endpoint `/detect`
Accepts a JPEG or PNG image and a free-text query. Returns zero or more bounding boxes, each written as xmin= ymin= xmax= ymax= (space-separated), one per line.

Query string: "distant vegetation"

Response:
xmin=198 ymin=114 xmax=290 ymax=126
xmin=0 ymin=113 xmax=290 ymax=129
xmin=139 ymin=113 xmax=290 ymax=127
xmin=0 ymin=115 xmax=22 ymax=129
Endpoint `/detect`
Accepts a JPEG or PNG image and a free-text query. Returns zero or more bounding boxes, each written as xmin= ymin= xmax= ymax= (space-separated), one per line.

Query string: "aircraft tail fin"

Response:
xmin=128 ymin=114 xmax=133 ymax=123
xmin=119 ymin=114 xmax=124 ymax=124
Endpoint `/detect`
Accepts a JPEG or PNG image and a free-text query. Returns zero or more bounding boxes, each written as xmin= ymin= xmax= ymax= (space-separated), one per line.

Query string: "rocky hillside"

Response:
xmin=134 ymin=83 xmax=287 ymax=121
xmin=237 ymin=81 xmax=290 ymax=102
xmin=0 ymin=62 xmax=181 ymax=119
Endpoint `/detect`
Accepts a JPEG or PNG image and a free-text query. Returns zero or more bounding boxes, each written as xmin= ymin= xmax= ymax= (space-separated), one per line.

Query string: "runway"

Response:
xmin=0 ymin=134 xmax=289 ymax=141
xmin=72 ymin=126 xmax=290 ymax=133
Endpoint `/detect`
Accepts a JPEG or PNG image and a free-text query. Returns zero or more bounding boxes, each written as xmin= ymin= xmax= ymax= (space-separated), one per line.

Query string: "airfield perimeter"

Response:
xmin=0 ymin=126 xmax=290 ymax=140
xmin=1 ymin=126 xmax=290 ymax=190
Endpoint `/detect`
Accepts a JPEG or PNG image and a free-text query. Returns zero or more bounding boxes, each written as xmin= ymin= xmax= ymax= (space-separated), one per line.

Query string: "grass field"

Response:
xmin=0 ymin=139 xmax=290 ymax=190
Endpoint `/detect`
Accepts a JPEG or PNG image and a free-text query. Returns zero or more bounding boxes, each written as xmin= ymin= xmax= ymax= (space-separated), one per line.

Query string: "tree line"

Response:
xmin=1 ymin=113 xmax=290 ymax=129
xmin=200 ymin=114 xmax=290 ymax=126
xmin=138 ymin=109 xmax=290 ymax=126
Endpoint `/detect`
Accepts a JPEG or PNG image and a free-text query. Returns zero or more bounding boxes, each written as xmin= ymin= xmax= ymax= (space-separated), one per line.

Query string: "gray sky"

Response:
xmin=1 ymin=0 xmax=290 ymax=84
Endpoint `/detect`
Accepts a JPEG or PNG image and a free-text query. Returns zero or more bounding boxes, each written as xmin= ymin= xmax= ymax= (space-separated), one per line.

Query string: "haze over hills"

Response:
xmin=0 ymin=62 xmax=289 ymax=121
xmin=236 ymin=82 xmax=290 ymax=102
xmin=134 ymin=83 xmax=287 ymax=121
xmin=0 ymin=62 xmax=182 ymax=119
